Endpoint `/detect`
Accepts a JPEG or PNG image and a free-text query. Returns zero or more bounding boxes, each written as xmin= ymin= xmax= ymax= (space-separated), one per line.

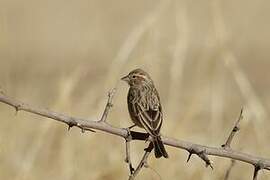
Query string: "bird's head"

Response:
xmin=121 ymin=68 xmax=152 ymax=87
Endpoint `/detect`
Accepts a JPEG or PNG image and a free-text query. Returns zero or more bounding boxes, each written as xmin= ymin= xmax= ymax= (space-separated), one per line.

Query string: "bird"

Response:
xmin=121 ymin=68 xmax=168 ymax=158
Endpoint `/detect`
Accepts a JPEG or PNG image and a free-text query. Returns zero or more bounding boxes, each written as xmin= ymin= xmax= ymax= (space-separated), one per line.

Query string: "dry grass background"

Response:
xmin=1 ymin=0 xmax=270 ymax=179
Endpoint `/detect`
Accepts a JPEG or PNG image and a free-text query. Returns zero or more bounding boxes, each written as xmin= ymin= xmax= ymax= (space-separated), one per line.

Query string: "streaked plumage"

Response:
xmin=122 ymin=68 xmax=168 ymax=158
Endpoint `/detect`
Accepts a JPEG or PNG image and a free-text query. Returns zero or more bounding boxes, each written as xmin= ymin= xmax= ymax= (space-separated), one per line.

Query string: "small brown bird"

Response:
xmin=121 ymin=68 xmax=168 ymax=158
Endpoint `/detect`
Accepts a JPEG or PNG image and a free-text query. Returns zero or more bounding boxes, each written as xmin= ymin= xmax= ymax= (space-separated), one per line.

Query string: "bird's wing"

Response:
xmin=134 ymin=92 xmax=163 ymax=136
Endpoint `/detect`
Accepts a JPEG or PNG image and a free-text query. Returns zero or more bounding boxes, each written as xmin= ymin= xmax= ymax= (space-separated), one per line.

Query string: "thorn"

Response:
xmin=129 ymin=164 xmax=135 ymax=173
xmin=198 ymin=150 xmax=214 ymax=169
xmin=81 ymin=128 xmax=85 ymax=133
xmin=187 ymin=152 xmax=193 ymax=163
xmin=221 ymin=143 xmax=230 ymax=149
xmin=67 ymin=121 xmax=76 ymax=131
xmin=208 ymin=162 xmax=214 ymax=170
xmin=67 ymin=124 xmax=73 ymax=131
xmin=77 ymin=123 xmax=86 ymax=133
xmin=253 ymin=161 xmax=264 ymax=180
xmin=232 ymin=126 xmax=240 ymax=132
xmin=253 ymin=166 xmax=260 ymax=180
xmin=221 ymin=144 xmax=226 ymax=148
xmin=187 ymin=148 xmax=195 ymax=163
xmin=14 ymin=105 xmax=21 ymax=115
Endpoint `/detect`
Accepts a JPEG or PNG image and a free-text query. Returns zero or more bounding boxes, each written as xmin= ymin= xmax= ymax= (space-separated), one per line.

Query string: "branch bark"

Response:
xmin=224 ymin=159 xmax=236 ymax=180
xmin=1 ymin=93 xmax=270 ymax=178
xmin=222 ymin=108 xmax=243 ymax=149
xmin=128 ymin=143 xmax=153 ymax=180
xmin=125 ymin=131 xmax=134 ymax=174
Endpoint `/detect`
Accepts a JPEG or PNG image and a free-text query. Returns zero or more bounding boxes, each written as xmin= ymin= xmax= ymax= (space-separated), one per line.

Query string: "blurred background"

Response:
xmin=1 ymin=0 xmax=270 ymax=179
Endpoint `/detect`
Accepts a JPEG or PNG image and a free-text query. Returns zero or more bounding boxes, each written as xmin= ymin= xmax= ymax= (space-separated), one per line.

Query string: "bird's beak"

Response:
xmin=121 ymin=75 xmax=129 ymax=82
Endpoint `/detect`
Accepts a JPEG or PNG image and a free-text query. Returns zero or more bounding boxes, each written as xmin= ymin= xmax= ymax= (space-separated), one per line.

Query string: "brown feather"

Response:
xmin=124 ymin=69 xmax=168 ymax=158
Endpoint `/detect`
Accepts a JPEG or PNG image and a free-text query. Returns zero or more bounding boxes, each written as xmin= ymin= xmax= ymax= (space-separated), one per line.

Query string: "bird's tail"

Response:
xmin=153 ymin=136 xmax=169 ymax=158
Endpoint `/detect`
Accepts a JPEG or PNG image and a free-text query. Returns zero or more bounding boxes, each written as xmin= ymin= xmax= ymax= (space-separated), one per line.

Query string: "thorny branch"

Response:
xmin=128 ymin=143 xmax=153 ymax=180
xmin=1 ymin=92 xmax=270 ymax=179
xmin=224 ymin=160 xmax=236 ymax=180
xmin=253 ymin=161 xmax=265 ymax=180
xmin=222 ymin=108 xmax=243 ymax=149
xmin=99 ymin=88 xmax=115 ymax=123
xmin=221 ymin=109 xmax=242 ymax=179
xmin=186 ymin=146 xmax=213 ymax=169
xmin=125 ymin=130 xmax=134 ymax=174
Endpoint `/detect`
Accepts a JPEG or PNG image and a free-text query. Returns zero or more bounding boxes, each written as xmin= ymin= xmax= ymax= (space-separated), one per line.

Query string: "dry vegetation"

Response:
xmin=1 ymin=0 xmax=270 ymax=179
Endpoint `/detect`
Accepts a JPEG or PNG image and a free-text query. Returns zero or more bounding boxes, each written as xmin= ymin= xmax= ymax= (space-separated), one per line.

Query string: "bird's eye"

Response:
xmin=131 ymin=75 xmax=136 ymax=79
